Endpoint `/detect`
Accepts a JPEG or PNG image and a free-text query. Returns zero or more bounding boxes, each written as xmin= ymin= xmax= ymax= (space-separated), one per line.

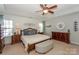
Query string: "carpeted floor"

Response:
xmin=1 ymin=40 xmax=79 ymax=55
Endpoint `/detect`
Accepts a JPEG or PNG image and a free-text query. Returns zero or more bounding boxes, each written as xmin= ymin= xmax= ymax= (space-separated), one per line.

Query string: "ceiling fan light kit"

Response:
xmin=43 ymin=10 xmax=48 ymax=13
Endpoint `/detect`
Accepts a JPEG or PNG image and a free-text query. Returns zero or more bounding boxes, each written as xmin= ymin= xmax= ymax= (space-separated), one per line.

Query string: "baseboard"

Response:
xmin=71 ymin=41 xmax=79 ymax=45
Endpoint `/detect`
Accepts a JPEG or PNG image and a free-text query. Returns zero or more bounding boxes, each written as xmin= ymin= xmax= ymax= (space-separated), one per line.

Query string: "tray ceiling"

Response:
xmin=0 ymin=4 xmax=79 ymax=20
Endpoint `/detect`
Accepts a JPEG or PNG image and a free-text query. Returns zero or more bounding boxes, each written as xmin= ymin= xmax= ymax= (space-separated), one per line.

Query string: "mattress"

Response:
xmin=21 ymin=34 xmax=50 ymax=47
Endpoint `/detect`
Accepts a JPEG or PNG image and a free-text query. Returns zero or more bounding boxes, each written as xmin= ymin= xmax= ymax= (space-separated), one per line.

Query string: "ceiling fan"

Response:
xmin=37 ymin=4 xmax=57 ymax=15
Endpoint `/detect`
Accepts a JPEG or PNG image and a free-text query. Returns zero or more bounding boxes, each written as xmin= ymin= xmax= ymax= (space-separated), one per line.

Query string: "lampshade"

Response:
xmin=16 ymin=24 xmax=20 ymax=34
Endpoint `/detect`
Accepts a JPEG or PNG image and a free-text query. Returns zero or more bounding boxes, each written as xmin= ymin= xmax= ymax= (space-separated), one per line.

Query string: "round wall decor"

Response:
xmin=56 ymin=22 xmax=65 ymax=30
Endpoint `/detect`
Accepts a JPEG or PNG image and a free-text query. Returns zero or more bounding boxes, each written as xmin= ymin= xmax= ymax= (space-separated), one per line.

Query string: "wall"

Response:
xmin=0 ymin=15 xmax=3 ymax=24
xmin=4 ymin=15 xmax=41 ymax=44
xmin=4 ymin=15 xmax=41 ymax=30
xmin=0 ymin=15 xmax=4 ymax=38
xmin=45 ymin=12 xmax=79 ymax=45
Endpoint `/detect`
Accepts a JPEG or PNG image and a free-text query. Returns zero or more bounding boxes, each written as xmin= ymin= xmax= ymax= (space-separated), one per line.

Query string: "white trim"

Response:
xmin=71 ymin=41 xmax=79 ymax=45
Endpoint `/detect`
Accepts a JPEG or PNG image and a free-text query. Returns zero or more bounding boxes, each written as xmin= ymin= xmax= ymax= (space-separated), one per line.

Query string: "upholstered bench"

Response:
xmin=35 ymin=40 xmax=53 ymax=54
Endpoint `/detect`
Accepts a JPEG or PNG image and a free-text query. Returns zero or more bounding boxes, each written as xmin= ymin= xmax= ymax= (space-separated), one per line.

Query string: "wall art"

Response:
xmin=74 ymin=21 xmax=78 ymax=32
xmin=56 ymin=22 xmax=65 ymax=30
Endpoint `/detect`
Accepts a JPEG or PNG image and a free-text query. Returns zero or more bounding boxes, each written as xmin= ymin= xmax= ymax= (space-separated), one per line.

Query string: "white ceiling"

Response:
xmin=0 ymin=4 xmax=79 ymax=20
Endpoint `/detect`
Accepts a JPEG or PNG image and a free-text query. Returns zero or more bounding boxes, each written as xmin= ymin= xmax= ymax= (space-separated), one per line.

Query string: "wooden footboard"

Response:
xmin=21 ymin=38 xmax=51 ymax=54
xmin=21 ymin=40 xmax=35 ymax=54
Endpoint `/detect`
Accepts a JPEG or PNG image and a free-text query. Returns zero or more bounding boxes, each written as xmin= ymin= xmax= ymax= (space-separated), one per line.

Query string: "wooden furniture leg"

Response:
xmin=27 ymin=44 xmax=35 ymax=54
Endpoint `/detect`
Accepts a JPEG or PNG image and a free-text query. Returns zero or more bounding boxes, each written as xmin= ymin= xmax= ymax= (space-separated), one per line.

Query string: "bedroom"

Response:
xmin=0 ymin=4 xmax=79 ymax=55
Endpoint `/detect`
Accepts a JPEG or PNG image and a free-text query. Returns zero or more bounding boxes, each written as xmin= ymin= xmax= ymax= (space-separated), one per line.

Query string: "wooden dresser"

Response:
xmin=52 ymin=32 xmax=70 ymax=44
xmin=11 ymin=34 xmax=21 ymax=44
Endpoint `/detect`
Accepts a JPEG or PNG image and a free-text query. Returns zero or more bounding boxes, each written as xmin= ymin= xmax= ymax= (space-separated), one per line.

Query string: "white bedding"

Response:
xmin=21 ymin=34 xmax=50 ymax=47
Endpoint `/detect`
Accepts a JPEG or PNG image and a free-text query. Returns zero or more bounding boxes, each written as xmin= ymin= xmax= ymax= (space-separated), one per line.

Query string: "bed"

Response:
xmin=21 ymin=28 xmax=51 ymax=54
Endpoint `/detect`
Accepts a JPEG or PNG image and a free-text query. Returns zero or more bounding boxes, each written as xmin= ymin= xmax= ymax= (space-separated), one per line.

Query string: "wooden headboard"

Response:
xmin=21 ymin=28 xmax=37 ymax=35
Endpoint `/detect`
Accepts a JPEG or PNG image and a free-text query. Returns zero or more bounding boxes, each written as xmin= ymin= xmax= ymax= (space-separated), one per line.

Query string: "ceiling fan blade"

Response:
xmin=48 ymin=11 xmax=54 ymax=14
xmin=48 ymin=5 xmax=57 ymax=9
xmin=44 ymin=4 xmax=47 ymax=6
xmin=40 ymin=4 xmax=44 ymax=9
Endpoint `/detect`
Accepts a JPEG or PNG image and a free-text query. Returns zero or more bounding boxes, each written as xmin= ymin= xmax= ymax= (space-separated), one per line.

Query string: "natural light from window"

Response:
xmin=3 ymin=20 xmax=13 ymax=37
xmin=39 ymin=22 xmax=43 ymax=32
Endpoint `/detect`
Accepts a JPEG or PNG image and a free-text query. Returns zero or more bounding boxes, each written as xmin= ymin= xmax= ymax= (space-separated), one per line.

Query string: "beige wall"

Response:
xmin=45 ymin=12 xmax=79 ymax=45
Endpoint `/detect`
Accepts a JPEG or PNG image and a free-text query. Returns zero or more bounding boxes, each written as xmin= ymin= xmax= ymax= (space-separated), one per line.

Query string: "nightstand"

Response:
xmin=11 ymin=34 xmax=21 ymax=44
xmin=0 ymin=38 xmax=5 ymax=54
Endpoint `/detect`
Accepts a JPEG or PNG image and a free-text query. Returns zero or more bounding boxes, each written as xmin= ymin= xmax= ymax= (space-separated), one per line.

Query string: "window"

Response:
xmin=3 ymin=20 xmax=13 ymax=37
xmin=39 ymin=22 xmax=44 ymax=32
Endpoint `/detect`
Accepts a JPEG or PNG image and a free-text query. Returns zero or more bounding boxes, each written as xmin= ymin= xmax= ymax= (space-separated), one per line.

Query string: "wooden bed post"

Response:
xmin=27 ymin=44 xmax=35 ymax=54
xmin=27 ymin=44 xmax=30 ymax=54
